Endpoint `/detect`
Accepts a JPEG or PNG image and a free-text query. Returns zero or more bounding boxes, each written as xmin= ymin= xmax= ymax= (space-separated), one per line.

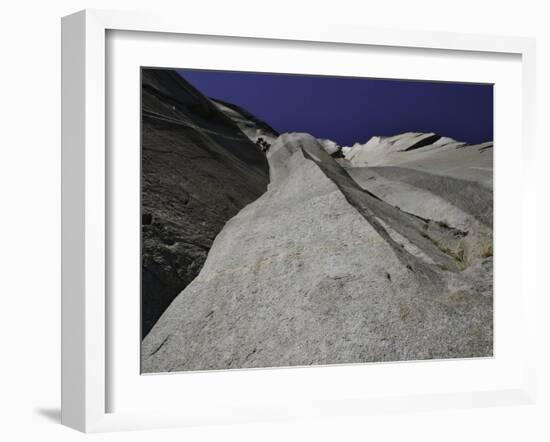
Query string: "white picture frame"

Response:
xmin=61 ymin=9 xmax=537 ymax=433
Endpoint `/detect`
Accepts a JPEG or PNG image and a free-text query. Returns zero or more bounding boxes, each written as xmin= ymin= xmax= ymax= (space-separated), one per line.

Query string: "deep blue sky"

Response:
xmin=178 ymin=69 xmax=493 ymax=146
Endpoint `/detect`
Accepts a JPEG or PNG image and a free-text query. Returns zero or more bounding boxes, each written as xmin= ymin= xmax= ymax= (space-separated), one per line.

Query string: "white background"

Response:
xmin=1 ymin=0 xmax=548 ymax=441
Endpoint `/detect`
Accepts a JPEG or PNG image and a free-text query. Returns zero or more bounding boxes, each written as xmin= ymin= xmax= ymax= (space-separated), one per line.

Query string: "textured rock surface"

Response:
xmin=316 ymin=138 xmax=342 ymax=156
xmin=142 ymin=132 xmax=493 ymax=373
xmin=211 ymin=98 xmax=279 ymax=145
xmin=141 ymin=69 xmax=271 ymax=337
xmin=341 ymin=132 xmax=493 ymax=188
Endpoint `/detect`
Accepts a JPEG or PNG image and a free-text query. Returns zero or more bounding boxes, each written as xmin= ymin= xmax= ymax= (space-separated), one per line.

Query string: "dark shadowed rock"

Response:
xmin=141 ymin=69 xmax=271 ymax=337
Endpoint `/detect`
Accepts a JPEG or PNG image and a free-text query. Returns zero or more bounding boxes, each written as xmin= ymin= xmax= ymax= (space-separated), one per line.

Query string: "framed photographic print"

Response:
xmin=61 ymin=9 xmax=537 ymax=432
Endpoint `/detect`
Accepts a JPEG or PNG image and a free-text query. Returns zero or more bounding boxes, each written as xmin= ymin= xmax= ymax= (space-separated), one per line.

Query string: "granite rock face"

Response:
xmin=142 ymin=133 xmax=493 ymax=373
xmin=211 ymin=98 xmax=279 ymax=145
xmin=141 ymin=69 xmax=272 ymax=337
xmin=341 ymin=132 xmax=493 ymax=188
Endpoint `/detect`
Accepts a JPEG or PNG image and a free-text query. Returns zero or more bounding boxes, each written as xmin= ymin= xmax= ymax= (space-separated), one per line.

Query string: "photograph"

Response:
xmin=140 ymin=67 xmax=494 ymax=373
xmin=3 ymin=0 xmax=543 ymax=438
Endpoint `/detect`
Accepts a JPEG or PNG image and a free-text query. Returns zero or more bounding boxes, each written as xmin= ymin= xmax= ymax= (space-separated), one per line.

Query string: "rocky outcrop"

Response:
xmin=341 ymin=132 xmax=493 ymax=188
xmin=142 ymin=132 xmax=493 ymax=373
xmin=211 ymin=98 xmax=279 ymax=145
xmin=141 ymin=69 xmax=271 ymax=337
xmin=316 ymin=138 xmax=342 ymax=156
